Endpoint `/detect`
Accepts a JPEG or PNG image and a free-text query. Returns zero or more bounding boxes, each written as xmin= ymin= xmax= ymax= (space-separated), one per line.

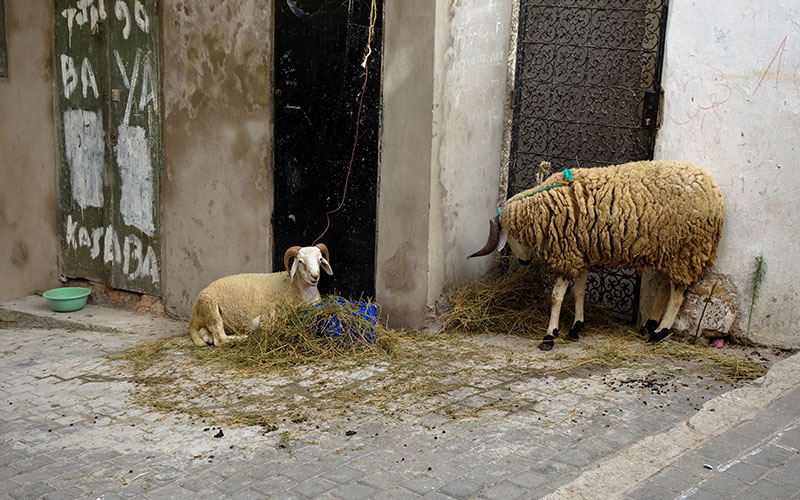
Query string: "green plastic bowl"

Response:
xmin=42 ymin=287 xmax=91 ymax=312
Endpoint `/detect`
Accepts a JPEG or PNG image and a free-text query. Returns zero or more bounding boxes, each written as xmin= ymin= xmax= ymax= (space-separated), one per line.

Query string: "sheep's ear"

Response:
xmin=497 ymin=229 xmax=508 ymax=252
xmin=290 ymin=258 xmax=299 ymax=283
xmin=320 ymin=257 xmax=333 ymax=275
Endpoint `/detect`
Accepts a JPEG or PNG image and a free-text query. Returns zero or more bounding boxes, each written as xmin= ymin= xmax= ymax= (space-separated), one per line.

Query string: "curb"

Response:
xmin=0 ymin=295 xmax=185 ymax=339
xmin=544 ymin=350 xmax=800 ymax=500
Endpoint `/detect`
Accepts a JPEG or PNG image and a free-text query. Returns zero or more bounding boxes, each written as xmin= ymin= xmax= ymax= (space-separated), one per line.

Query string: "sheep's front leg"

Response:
xmin=640 ymin=277 xmax=670 ymax=337
xmin=568 ymin=270 xmax=588 ymax=341
xmin=649 ymin=283 xmax=686 ymax=343
xmin=539 ymin=277 xmax=569 ymax=351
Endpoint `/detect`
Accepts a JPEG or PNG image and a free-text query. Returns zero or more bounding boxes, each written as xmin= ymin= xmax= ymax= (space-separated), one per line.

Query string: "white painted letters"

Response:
xmin=90 ymin=227 xmax=105 ymax=259
xmin=103 ymin=224 xmax=122 ymax=264
xmin=61 ymin=55 xmax=78 ymax=99
xmin=139 ymin=55 xmax=158 ymax=113
xmin=115 ymin=0 xmax=131 ymax=39
xmin=66 ymin=216 xmax=159 ymax=284
xmin=134 ymin=0 xmax=149 ymax=34
xmin=65 ymin=215 xmax=79 ymax=250
xmin=80 ymin=57 xmax=100 ymax=99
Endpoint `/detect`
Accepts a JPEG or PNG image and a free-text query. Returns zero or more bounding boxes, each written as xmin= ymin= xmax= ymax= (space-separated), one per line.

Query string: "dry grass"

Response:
xmin=119 ymin=275 xmax=769 ymax=432
xmin=189 ymin=298 xmax=399 ymax=373
xmin=442 ymin=257 xmax=767 ymax=382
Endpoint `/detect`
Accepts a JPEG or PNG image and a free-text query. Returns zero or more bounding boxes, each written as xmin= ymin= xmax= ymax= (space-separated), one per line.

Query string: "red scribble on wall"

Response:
xmin=669 ymin=77 xmax=732 ymax=127
xmin=753 ymin=36 xmax=788 ymax=94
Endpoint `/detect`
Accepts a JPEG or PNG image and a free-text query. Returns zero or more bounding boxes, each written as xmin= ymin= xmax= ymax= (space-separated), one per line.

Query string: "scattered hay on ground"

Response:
xmin=119 ymin=280 xmax=769 ymax=433
xmin=441 ymin=257 xmax=768 ymax=383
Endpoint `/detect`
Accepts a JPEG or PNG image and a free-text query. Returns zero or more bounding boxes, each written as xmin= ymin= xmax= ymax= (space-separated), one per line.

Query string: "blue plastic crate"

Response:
xmin=315 ymin=298 xmax=377 ymax=344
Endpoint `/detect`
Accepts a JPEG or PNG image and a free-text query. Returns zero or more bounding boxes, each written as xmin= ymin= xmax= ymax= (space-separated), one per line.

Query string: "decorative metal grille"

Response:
xmin=509 ymin=0 xmax=668 ymax=323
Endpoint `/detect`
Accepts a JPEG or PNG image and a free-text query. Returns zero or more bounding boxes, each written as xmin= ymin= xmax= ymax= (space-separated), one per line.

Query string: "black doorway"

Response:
xmin=273 ymin=0 xmax=383 ymax=299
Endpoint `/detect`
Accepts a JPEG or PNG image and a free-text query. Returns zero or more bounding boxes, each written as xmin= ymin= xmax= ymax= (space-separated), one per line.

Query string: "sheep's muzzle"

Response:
xmin=468 ymin=216 xmax=501 ymax=260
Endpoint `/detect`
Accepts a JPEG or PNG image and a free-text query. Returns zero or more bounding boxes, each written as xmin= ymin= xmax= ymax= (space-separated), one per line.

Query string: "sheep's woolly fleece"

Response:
xmin=500 ymin=160 xmax=725 ymax=285
xmin=190 ymin=272 xmax=302 ymax=334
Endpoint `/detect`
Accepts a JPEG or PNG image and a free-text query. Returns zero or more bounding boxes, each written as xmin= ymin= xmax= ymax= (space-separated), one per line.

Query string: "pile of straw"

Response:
xmin=192 ymin=298 xmax=398 ymax=373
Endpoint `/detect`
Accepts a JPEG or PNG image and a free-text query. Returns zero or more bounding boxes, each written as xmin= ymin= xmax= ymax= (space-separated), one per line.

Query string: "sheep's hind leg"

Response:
xmin=568 ymin=271 xmax=588 ymax=341
xmin=539 ymin=277 xmax=569 ymax=351
xmin=648 ymin=283 xmax=686 ymax=343
xmin=640 ymin=277 xmax=670 ymax=337
xmin=190 ymin=325 xmax=213 ymax=346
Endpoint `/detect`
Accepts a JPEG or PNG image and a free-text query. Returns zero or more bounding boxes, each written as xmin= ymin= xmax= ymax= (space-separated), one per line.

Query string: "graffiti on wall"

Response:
xmin=56 ymin=0 xmax=161 ymax=290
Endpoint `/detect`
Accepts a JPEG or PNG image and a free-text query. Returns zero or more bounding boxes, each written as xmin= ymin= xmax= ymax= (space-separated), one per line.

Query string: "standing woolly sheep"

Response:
xmin=189 ymin=245 xmax=333 ymax=347
xmin=469 ymin=160 xmax=725 ymax=350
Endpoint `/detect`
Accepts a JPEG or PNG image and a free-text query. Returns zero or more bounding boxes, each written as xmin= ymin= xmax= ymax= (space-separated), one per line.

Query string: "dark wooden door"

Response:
xmin=273 ymin=0 xmax=382 ymax=299
xmin=54 ymin=0 xmax=163 ymax=295
xmin=509 ymin=0 xmax=669 ymax=322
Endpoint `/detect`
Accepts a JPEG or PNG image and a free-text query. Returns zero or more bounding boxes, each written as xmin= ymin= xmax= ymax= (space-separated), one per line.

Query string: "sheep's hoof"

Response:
xmin=639 ymin=319 xmax=658 ymax=338
xmin=648 ymin=328 xmax=672 ymax=343
xmin=538 ymin=330 xmax=557 ymax=351
xmin=567 ymin=321 xmax=583 ymax=341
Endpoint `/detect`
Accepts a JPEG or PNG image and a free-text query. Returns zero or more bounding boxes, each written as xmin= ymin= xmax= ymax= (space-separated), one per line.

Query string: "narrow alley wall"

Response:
xmin=161 ymin=1 xmax=273 ymax=317
xmin=655 ymin=0 xmax=800 ymax=348
xmin=378 ymin=0 xmax=514 ymax=328
xmin=432 ymin=0 xmax=513 ymax=294
xmin=0 ymin=1 xmax=59 ymax=303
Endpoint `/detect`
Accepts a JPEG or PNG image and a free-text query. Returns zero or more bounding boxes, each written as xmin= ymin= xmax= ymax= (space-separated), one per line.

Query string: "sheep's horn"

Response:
xmin=315 ymin=243 xmax=330 ymax=264
xmin=284 ymin=246 xmax=301 ymax=272
xmin=468 ymin=216 xmax=501 ymax=259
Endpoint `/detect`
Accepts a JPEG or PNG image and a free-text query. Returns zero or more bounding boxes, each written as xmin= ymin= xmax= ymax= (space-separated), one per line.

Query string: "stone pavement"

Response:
xmin=0 ymin=296 xmax=798 ymax=500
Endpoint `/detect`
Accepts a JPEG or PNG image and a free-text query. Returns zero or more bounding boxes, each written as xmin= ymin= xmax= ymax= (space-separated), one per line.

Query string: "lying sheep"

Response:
xmin=469 ymin=160 xmax=725 ymax=350
xmin=189 ymin=244 xmax=333 ymax=347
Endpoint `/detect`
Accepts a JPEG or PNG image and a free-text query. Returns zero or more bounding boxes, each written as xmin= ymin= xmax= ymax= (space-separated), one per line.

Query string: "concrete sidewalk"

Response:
xmin=0 ymin=296 xmax=797 ymax=500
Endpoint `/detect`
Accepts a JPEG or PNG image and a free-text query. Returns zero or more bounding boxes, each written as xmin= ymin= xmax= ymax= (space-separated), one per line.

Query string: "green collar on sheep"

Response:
xmin=497 ymin=168 xmax=574 ymax=216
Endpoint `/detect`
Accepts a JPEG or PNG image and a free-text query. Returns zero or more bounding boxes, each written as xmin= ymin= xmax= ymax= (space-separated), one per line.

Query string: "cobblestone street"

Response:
xmin=1 ymin=297 xmax=798 ymax=500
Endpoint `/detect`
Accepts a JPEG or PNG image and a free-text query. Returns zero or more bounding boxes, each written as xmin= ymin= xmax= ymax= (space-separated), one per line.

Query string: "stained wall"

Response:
xmin=161 ymin=1 xmax=273 ymax=316
xmin=655 ymin=0 xmax=800 ymax=348
xmin=0 ymin=1 xmax=60 ymax=303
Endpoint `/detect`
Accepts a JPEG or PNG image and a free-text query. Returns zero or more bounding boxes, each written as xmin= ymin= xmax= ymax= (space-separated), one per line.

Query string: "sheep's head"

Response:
xmin=283 ymin=244 xmax=333 ymax=286
xmin=467 ymin=216 xmax=508 ymax=259
xmin=467 ymin=216 xmax=534 ymax=265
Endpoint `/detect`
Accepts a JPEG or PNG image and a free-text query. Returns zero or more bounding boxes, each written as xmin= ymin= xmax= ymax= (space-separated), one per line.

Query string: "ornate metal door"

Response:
xmin=509 ymin=0 xmax=669 ymax=323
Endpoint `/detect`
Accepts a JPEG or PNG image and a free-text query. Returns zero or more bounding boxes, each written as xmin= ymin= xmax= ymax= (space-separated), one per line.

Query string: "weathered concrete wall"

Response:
xmin=376 ymin=0 xmax=437 ymax=327
xmin=654 ymin=0 xmax=800 ymax=348
xmin=161 ymin=1 xmax=273 ymax=317
xmin=0 ymin=1 xmax=60 ymax=303
xmin=432 ymin=0 xmax=512 ymax=292
xmin=377 ymin=0 xmax=513 ymax=328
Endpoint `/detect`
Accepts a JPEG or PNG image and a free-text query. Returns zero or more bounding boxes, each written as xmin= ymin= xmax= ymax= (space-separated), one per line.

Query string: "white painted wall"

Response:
xmin=432 ymin=0 xmax=513 ymax=296
xmin=655 ymin=0 xmax=800 ymax=348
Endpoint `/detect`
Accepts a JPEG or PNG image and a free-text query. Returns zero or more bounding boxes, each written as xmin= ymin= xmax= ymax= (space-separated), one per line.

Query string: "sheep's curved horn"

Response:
xmin=315 ymin=243 xmax=330 ymax=264
xmin=468 ymin=216 xmax=501 ymax=259
xmin=284 ymin=246 xmax=302 ymax=272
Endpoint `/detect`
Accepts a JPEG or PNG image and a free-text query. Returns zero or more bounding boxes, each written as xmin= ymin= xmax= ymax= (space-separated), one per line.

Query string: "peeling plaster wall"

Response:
xmin=432 ymin=0 xmax=512 ymax=294
xmin=162 ymin=1 xmax=272 ymax=317
xmin=655 ymin=0 xmax=800 ymax=348
xmin=377 ymin=0 xmax=513 ymax=328
xmin=0 ymin=1 xmax=60 ymax=303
